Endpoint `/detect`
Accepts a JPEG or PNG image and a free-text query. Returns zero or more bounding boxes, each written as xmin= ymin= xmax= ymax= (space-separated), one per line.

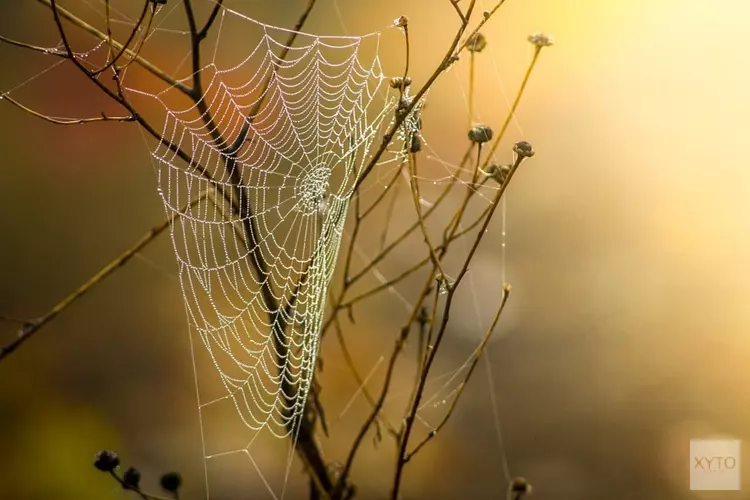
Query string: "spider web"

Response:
xmin=118 ymin=5 xmax=403 ymax=447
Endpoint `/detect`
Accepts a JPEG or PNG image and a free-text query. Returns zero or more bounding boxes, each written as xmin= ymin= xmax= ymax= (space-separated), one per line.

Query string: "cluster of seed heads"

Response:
xmin=390 ymin=76 xmax=412 ymax=89
xmin=94 ymin=450 xmax=182 ymax=496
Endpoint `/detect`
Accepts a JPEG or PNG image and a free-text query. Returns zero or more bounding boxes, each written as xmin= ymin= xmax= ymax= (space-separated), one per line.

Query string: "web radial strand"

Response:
xmin=131 ymin=8 xmax=396 ymax=438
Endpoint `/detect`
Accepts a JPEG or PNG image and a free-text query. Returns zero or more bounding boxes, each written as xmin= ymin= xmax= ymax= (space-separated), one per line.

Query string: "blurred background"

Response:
xmin=1 ymin=0 xmax=749 ymax=499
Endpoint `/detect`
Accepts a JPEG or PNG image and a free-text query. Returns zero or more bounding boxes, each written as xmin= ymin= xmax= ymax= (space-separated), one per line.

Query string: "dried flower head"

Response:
xmin=160 ymin=472 xmax=183 ymax=493
xmin=483 ymin=10 xmax=491 ymax=20
xmin=509 ymin=476 xmax=532 ymax=496
xmin=513 ymin=140 xmax=535 ymax=158
xmin=409 ymin=134 xmax=423 ymax=153
xmin=389 ymin=76 xmax=412 ymax=89
xmin=486 ymin=163 xmax=511 ymax=184
xmin=122 ymin=467 xmax=142 ymax=490
xmin=394 ymin=16 xmax=408 ymax=28
xmin=466 ymin=33 xmax=487 ymax=53
xmin=527 ymin=33 xmax=554 ymax=48
xmin=468 ymin=125 xmax=493 ymax=144
xmin=93 ymin=450 xmax=120 ymax=472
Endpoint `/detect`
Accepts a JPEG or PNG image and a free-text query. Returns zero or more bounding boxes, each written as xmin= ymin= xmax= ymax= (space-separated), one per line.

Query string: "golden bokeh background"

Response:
xmin=1 ymin=0 xmax=749 ymax=499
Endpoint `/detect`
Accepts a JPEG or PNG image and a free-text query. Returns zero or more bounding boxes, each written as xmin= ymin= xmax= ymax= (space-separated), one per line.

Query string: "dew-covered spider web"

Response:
xmin=120 ymin=5 xmax=403 ymax=446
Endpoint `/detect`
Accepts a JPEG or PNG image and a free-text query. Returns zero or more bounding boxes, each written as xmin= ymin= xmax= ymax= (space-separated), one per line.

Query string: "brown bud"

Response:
xmin=468 ymin=124 xmax=493 ymax=144
xmin=509 ymin=476 xmax=532 ymax=498
xmin=513 ymin=140 xmax=535 ymax=158
xmin=466 ymin=33 xmax=487 ymax=53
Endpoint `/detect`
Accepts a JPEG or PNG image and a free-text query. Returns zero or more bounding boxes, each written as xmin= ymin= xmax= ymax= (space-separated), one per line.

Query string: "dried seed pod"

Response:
xmin=389 ymin=76 xmax=412 ymax=89
xmin=122 ymin=467 xmax=142 ymax=490
xmin=513 ymin=140 xmax=535 ymax=158
xmin=468 ymin=124 xmax=493 ymax=144
xmin=394 ymin=16 xmax=408 ymax=28
xmin=93 ymin=450 xmax=120 ymax=472
xmin=509 ymin=476 xmax=532 ymax=497
xmin=466 ymin=33 xmax=487 ymax=53
xmin=409 ymin=134 xmax=422 ymax=153
xmin=160 ymin=472 xmax=183 ymax=493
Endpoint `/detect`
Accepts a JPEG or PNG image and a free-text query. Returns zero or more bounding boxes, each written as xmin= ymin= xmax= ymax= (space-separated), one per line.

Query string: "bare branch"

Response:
xmin=35 ymin=0 xmax=192 ymax=96
xmin=1 ymin=93 xmax=134 ymax=125
xmin=91 ymin=0 xmax=153 ymax=76
xmin=0 ymin=191 xmax=208 ymax=364
xmin=0 ymin=34 xmax=66 ymax=57
xmin=405 ymin=283 xmax=511 ymax=460
xmin=352 ymin=0 xmax=478 ymax=192
xmin=457 ymin=0 xmax=508 ymax=54
xmin=407 ymin=153 xmax=447 ymax=279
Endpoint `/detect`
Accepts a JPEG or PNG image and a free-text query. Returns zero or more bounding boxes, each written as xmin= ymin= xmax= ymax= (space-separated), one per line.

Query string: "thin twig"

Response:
xmin=405 ymin=283 xmax=511 ymax=460
xmin=450 ymin=0 xmax=467 ymax=22
xmin=0 ymin=192 xmax=207 ymax=364
xmin=457 ymin=0 xmax=508 ymax=54
xmin=91 ymin=0 xmax=152 ymax=76
xmin=0 ymin=34 xmax=67 ymax=57
xmin=469 ymin=50 xmax=476 ymax=126
xmin=400 ymin=21 xmax=410 ymax=94
xmin=0 ymin=93 xmax=134 ymax=125
xmin=378 ymin=165 xmax=404 ymax=251
xmin=198 ymin=0 xmax=225 ymax=40
xmin=407 ymin=152 xmax=446 ymax=278
xmin=480 ymin=45 xmax=543 ymax=170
